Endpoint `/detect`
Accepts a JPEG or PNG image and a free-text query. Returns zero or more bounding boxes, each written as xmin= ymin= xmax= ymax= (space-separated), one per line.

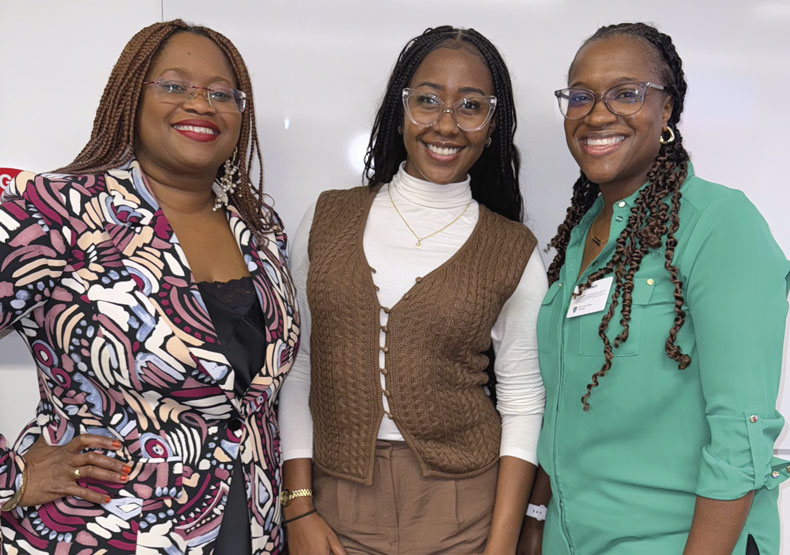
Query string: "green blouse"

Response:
xmin=537 ymin=165 xmax=790 ymax=555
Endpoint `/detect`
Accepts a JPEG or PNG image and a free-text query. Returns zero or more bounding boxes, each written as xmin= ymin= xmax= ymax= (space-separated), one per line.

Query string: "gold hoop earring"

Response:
xmin=659 ymin=127 xmax=675 ymax=145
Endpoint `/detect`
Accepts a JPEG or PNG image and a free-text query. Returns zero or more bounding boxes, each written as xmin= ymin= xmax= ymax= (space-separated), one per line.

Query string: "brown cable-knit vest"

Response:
xmin=307 ymin=186 xmax=536 ymax=485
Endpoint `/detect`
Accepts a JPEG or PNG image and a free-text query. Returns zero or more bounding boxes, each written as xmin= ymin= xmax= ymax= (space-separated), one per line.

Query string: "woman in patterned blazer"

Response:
xmin=0 ymin=20 xmax=299 ymax=554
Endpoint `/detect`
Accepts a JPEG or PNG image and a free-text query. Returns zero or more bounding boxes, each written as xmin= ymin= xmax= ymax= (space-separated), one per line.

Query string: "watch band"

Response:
xmin=281 ymin=487 xmax=313 ymax=506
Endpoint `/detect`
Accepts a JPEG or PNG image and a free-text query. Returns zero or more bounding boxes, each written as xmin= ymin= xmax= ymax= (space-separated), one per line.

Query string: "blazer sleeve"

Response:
xmin=0 ymin=171 xmax=71 ymax=506
xmin=681 ymin=192 xmax=790 ymax=500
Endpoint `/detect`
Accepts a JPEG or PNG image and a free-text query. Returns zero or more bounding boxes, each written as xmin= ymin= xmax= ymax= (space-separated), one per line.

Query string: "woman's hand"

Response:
xmin=285 ymin=510 xmax=347 ymax=555
xmin=20 ymin=434 xmax=130 ymax=506
xmin=517 ymin=517 xmax=543 ymax=555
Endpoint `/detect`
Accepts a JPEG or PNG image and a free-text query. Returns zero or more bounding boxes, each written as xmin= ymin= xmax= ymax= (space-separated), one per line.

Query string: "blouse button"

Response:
xmin=617 ymin=201 xmax=626 ymax=208
xmin=557 ymin=282 xmax=562 ymax=287
xmin=749 ymin=415 xmax=759 ymax=423
xmin=646 ymin=278 xmax=654 ymax=286
xmin=772 ymin=471 xmax=780 ymax=479
xmin=786 ymin=465 xmax=790 ymax=473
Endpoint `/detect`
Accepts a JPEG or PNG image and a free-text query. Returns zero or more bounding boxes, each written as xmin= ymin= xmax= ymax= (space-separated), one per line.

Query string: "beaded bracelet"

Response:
xmin=1 ymin=461 xmax=28 ymax=512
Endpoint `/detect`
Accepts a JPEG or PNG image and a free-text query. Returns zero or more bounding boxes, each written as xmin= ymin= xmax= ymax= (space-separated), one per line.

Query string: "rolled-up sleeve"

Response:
xmin=681 ymin=193 xmax=790 ymax=499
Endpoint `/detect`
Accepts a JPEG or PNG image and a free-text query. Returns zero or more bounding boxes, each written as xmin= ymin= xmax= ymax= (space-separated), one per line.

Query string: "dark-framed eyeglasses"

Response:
xmin=554 ymin=82 xmax=666 ymax=120
xmin=143 ymin=79 xmax=247 ymax=113
xmin=402 ymin=88 xmax=497 ymax=132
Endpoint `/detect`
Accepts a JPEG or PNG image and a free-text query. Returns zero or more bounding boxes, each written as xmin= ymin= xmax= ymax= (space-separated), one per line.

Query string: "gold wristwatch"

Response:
xmin=279 ymin=488 xmax=312 ymax=507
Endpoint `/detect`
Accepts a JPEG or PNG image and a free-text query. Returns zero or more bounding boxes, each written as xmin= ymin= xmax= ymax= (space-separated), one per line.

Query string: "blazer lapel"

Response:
xmin=101 ymin=161 xmax=240 ymax=409
xmin=223 ymin=204 xmax=300 ymax=414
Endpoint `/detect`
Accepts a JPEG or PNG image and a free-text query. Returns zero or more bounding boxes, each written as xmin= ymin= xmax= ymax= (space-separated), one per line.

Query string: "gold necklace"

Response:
xmin=588 ymin=212 xmax=608 ymax=247
xmin=387 ymin=184 xmax=471 ymax=248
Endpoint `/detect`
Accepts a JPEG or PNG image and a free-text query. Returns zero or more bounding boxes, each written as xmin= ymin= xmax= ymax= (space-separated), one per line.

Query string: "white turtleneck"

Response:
xmin=279 ymin=164 xmax=547 ymax=465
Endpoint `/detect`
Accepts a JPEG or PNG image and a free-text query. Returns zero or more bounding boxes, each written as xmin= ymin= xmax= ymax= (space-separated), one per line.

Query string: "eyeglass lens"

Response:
xmin=403 ymin=89 xmax=494 ymax=132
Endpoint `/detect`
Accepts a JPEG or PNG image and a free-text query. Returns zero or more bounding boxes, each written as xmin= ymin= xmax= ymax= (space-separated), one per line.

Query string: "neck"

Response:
xmin=137 ymin=158 xmax=217 ymax=215
xmin=390 ymin=162 xmax=472 ymax=209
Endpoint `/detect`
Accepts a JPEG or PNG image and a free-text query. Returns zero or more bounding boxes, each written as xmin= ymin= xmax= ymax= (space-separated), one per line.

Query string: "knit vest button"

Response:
xmin=385 ymin=412 xmax=393 ymax=419
xmin=415 ymin=276 xmax=423 ymax=283
xmin=381 ymin=306 xmax=391 ymax=314
xmin=383 ymin=390 xmax=391 ymax=397
xmin=403 ymin=293 xmax=410 ymax=300
xmin=381 ymin=368 xmax=388 ymax=375
xmin=381 ymin=325 xmax=388 ymax=333
xmin=380 ymin=346 xmax=389 ymax=353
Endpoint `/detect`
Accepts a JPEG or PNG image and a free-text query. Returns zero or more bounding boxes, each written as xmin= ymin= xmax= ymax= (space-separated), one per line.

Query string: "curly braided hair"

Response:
xmin=363 ymin=26 xmax=522 ymax=221
xmin=56 ymin=20 xmax=274 ymax=234
xmin=546 ymin=22 xmax=692 ymax=410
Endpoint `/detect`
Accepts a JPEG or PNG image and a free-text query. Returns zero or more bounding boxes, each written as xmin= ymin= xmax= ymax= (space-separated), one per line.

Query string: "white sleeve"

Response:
xmin=492 ymin=247 xmax=548 ymax=465
xmin=278 ymin=201 xmax=317 ymax=461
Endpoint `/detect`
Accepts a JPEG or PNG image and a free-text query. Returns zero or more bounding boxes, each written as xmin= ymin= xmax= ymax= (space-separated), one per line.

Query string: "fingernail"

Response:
xmin=122 ymin=465 xmax=132 ymax=474
xmin=112 ymin=441 xmax=122 ymax=449
xmin=120 ymin=475 xmax=129 ymax=482
xmin=104 ymin=496 xmax=111 ymax=504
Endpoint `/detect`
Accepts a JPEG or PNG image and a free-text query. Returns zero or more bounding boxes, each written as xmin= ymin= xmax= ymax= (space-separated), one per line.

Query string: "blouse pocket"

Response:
xmin=537 ymin=281 xmax=563 ymax=354
xmin=578 ymin=277 xmax=656 ymax=357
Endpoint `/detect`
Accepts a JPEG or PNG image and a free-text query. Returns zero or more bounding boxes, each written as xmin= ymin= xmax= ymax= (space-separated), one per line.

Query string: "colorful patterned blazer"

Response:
xmin=0 ymin=160 xmax=300 ymax=554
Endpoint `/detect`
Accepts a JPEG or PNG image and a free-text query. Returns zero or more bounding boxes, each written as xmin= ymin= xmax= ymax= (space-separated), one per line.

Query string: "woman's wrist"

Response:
xmin=282 ymin=495 xmax=314 ymax=519
xmin=1 ymin=457 xmax=28 ymax=512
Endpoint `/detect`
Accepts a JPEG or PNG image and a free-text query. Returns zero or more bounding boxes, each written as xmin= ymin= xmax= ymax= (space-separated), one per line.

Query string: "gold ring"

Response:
xmin=73 ymin=468 xmax=81 ymax=480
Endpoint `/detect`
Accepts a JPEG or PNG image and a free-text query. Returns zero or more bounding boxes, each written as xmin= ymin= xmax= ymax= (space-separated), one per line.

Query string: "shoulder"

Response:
xmin=479 ymin=204 xmax=538 ymax=245
xmin=5 ymin=170 xmax=109 ymax=217
xmin=316 ymin=186 xmax=372 ymax=209
xmin=680 ymin=173 xmax=759 ymax=223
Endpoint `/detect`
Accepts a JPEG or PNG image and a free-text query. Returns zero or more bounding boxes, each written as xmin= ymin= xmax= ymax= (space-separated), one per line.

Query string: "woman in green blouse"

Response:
xmin=521 ymin=22 xmax=790 ymax=555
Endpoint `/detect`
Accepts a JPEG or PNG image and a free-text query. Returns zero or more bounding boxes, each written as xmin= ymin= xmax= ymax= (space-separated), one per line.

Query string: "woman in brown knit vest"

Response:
xmin=279 ymin=26 xmax=547 ymax=554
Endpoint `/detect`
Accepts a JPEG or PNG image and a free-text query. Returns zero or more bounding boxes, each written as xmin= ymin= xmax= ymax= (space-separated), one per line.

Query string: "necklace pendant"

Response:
xmin=415 ymin=240 xmax=422 ymax=248
xmin=591 ymin=236 xmax=602 ymax=247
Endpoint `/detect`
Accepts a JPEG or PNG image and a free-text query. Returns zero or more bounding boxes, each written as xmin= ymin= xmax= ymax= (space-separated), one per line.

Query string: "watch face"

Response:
xmin=279 ymin=490 xmax=290 ymax=506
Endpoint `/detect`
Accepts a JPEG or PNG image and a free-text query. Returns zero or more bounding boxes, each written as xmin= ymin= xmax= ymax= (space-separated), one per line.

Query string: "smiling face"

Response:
xmin=565 ymin=35 xmax=673 ymax=196
xmin=402 ymin=45 xmax=495 ymax=184
xmin=134 ymin=32 xmax=242 ymax=184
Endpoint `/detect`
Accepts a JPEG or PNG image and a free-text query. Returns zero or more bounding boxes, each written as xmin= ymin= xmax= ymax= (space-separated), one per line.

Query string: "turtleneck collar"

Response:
xmin=388 ymin=161 xmax=473 ymax=209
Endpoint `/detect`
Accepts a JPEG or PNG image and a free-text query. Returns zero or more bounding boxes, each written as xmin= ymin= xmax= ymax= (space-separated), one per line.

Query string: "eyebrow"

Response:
xmin=569 ymin=76 xmax=644 ymax=89
xmin=155 ymin=67 xmax=235 ymax=85
xmin=413 ymin=81 xmax=490 ymax=96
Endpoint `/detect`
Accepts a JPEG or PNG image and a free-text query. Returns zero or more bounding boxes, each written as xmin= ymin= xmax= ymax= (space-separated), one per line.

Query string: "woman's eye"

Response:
xmin=612 ymin=87 xmax=641 ymax=102
xmin=160 ymin=81 xmax=187 ymax=94
xmin=461 ymin=99 xmax=482 ymax=111
xmin=417 ymin=95 xmax=439 ymax=106
xmin=209 ymin=89 xmax=234 ymax=102
xmin=568 ymin=91 xmax=593 ymax=105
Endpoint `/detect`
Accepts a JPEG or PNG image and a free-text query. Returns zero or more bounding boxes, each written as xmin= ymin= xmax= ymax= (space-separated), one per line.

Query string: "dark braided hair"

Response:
xmin=363 ymin=26 xmax=522 ymax=221
xmin=56 ymin=20 xmax=274 ymax=235
xmin=545 ymin=22 xmax=691 ymax=410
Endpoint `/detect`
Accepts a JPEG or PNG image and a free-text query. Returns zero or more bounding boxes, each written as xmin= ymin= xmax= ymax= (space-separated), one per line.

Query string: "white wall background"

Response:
xmin=2 ymin=0 xmax=790 ymax=549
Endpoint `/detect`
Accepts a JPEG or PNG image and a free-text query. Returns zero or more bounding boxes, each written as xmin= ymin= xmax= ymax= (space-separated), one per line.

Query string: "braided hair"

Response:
xmin=546 ymin=22 xmax=691 ymax=410
xmin=363 ymin=26 xmax=522 ymax=222
xmin=56 ymin=20 xmax=273 ymax=234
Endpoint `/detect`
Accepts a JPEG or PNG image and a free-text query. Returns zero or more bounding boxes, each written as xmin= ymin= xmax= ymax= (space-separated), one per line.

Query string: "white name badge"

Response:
xmin=566 ymin=276 xmax=613 ymax=318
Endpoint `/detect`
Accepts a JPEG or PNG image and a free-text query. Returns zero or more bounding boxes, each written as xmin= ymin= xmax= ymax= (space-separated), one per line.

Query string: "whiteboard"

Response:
xmin=1 ymin=1 xmax=790 ymax=544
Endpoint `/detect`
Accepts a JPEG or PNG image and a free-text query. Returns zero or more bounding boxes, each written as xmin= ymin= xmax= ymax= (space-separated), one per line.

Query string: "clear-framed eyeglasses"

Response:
xmin=554 ymin=82 xmax=666 ymax=120
xmin=402 ymin=88 xmax=497 ymax=132
xmin=143 ymin=79 xmax=247 ymax=113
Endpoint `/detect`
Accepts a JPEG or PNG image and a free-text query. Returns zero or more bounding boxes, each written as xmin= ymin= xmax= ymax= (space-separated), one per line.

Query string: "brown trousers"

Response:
xmin=313 ymin=441 xmax=498 ymax=555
